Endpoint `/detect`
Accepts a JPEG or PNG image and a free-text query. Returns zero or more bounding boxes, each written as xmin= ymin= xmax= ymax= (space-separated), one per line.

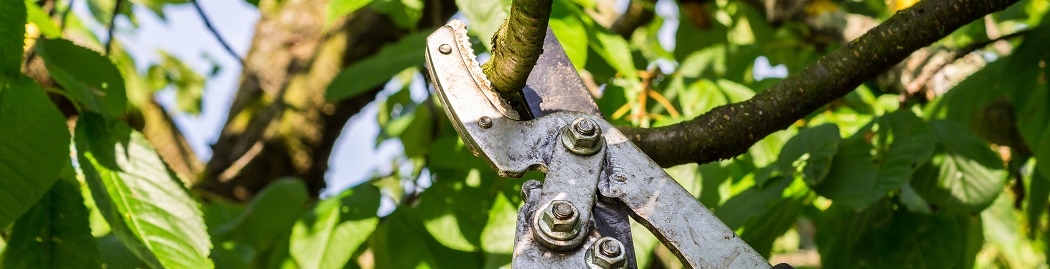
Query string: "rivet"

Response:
xmin=439 ymin=44 xmax=452 ymax=55
xmin=478 ymin=116 xmax=493 ymax=128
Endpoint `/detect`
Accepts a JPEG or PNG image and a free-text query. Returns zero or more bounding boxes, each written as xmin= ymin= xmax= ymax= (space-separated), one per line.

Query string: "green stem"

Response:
xmin=481 ymin=0 xmax=553 ymax=116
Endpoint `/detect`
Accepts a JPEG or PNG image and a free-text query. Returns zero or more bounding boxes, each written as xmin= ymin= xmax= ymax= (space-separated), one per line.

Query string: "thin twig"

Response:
xmin=104 ymin=0 xmax=122 ymax=55
xmin=190 ymin=0 xmax=244 ymax=64
xmin=903 ymin=28 xmax=1031 ymax=98
xmin=59 ymin=0 xmax=74 ymax=29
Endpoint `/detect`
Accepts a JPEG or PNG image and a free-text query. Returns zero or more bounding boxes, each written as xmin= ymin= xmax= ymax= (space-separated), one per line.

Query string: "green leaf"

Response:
xmin=398 ymin=102 xmax=434 ymax=158
xmin=777 ymin=124 xmax=840 ymax=186
xmin=371 ymin=0 xmax=423 ymax=29
xmin=97 ymin=234 xmax=150 ymax=269
xmin=371 ymin=208 xmax=483 ymax=268
xmin=480 ymin=191 xmax=517 ymax=254
xmin=549 ymin=0 xmax=588 ymax=68
xmin=76 ymin=116 xmax=213 ymax=269
xmin=814 ymin=110 xmax=936 ymax=210
xmin=212 ymin=179 xmax=309 ymax=251
xmin=25 ymin=1 xmax=60 ymax=38
xmin=0 ymin=0 xmax=25 ymax=74
xmin=715 ymin=177 xmax=806 ymax=257
xmin=325 ymin=31 xmax=429 ymax=101
xmin=3 ymin=178 xmax=100 ymax=269
xmin=0 ymin=75 xmax=70 ymax=228
xmin=456 ymin=0 xmax=511 ymax=50
xmin=36 ymin=38 xmax=127 ymax=120
xmin=590 ymin=29 xmax=637 ymax=80
xmin=156 ymin=52 xmax=205 ymax=115
xmin=290 ymin=184 xmax=380 ymax=269
xmin=715 ymin=176 xmax=796 ymax=230
xmin=327 ymin=0 xmax=376 ymax=28
xmin=1028 ymin=168 xmax=1050 ymax=235
xmin=911 ymin=120 xmax=1006 ymax=213
xmin=417 ymin=168 xmax=493 ymax=252
xmin=816 ymin=201 xmax=982 ymax=268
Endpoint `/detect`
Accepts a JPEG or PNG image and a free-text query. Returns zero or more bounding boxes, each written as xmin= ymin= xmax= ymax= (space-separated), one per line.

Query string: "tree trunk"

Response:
xmin=195 ymin=0 xmax=455 ymax=201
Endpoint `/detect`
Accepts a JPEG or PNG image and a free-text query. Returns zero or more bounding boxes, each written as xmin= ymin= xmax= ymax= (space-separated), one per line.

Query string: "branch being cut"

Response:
xmin=620 ymin=0 xmax=1021 ymax=167
xmin=481 ymin=0 xmax=553 ymax=117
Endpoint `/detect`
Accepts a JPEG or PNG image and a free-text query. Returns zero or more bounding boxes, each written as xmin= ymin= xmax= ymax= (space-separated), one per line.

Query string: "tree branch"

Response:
xmin=104 ymin=0 xmax=122 ymax=55
xmin=620 ymin=0 xmax=1021 ymax=167
xmin=190 ymin=0 xmax=244 ymax=64
xmin=610 ymin=0 xmax=656 ymax=38
xmin=481 ymin=0 xmax=553 ymax=117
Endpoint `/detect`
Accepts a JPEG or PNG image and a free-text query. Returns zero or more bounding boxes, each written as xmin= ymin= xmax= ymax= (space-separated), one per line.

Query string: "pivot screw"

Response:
xmin=587 ymin=237 xmax=626 ymax=269
xmin=478 ymin=116 xmax=493 ymax=128
xmin=538 ymin=200 xmax=581 ymax=240
xmin=553 ymin=201 xmax=575 ymax=220
xmin=562 ymin=118 xmax=603 ymax=156
xmin=438 ymin=44 xmax=452 ymax=54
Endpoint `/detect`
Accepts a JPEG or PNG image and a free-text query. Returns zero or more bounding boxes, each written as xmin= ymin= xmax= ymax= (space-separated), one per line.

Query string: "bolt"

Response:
xmin=478 ymin=116 xmax=493 ymax=128
xmin=574 ymin=119 xmax=596 ymax=136
xmin=539 ymin=200 xmax=580 ymax=238
xmin=588 ymin=237 xmax=626 ymax=269
xmin=600 ymin=240 xmax=621 ymax=257
xmin=562 ymin=118 xmax=603 ymax=155
xmin=438 ymin=44 xmax=452 ymax=54
xmin=552 ymin=201 xmax=575 ymax=220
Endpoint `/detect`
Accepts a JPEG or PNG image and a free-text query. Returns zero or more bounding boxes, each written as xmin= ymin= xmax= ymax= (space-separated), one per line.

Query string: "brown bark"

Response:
xmin=195 ymin=0 xmax=456 ymax=201
xmin=620 ymin=0 xmax=1021 ymax=167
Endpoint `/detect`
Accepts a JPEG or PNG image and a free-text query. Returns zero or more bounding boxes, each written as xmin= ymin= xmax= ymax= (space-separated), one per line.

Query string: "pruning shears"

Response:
xmin=424 ymin=20 xmax=790 ymax=269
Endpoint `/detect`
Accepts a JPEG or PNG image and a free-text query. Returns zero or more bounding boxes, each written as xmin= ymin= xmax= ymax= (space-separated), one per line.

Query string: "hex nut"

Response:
xmin=561 ymin=118 xmax=603 ymax=155
xmin=539 ymin=200 xmax=581 ymax=240
xmin=587 ymin=237 xmax=626 ymax=269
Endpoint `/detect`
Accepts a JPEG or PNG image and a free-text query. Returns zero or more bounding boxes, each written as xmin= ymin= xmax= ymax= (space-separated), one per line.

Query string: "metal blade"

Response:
xmin=521 ymin=28 xmax=602 ymax=118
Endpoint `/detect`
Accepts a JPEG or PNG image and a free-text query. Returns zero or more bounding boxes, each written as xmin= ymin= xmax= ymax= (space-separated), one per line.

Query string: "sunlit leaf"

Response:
xmin=76 ymin=116 xmax=213 ymax=269
xmin=456 ymin=0 xmax=510 ymax=50
xmin=0 ymin=75 xmax=70 ymax=228
xmin=418 ymin=169 xmax=492 ymax=252
xmin=777 ymin=124 xmax=840 ymax=186
xmin=327 ymin=0 xmax=375 ymax=27
xmin=814 ymin=110 xmax=936 ymax=210
xmin=325 ymin=31 xmax=429 ymax=101
xmin=550 ymin=0 xmax=588 ymax=68
xmin=36 ymin=38 xmax=127 ymax=121
xmin=156 ymin=51 xmax=206 ymax=115
xmin=591 ymin=29 xmax=637 ymax=80
xmin=212 ymin=179 xmax=309 ymax=251
xmin=290 ymin=184 xmax=380 ymax=269
xmin=371 ymin=208 xmax=483 ymax=268
xmin=911 ymin=120 xmax=1006 ymax=213
xmin=25 ymin=1 xmax=60 ymax=38
xmin=3 ymin=177 xmax=100 ymax=269
xmin=371 ymin=0 xmax=423 ymax=29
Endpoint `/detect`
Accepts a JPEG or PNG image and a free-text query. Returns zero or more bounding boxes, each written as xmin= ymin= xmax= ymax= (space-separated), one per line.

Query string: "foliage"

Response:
xmin=2 ymin=0 xmax=1050 ymax=268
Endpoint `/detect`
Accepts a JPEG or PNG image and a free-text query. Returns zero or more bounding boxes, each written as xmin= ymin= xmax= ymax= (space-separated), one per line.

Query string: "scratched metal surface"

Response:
xmin=426 ymin=19 xmax=770 ymax=269
xmin=599 ymin=127 xmax=771 ymax=269
xmin=522 ymin=28 xmax=603 ymax=119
